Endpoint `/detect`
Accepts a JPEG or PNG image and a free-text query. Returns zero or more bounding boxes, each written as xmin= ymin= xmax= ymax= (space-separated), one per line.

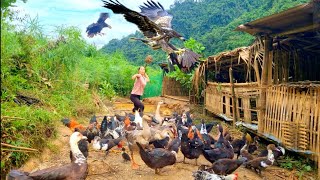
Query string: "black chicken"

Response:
xmin=86 ymin=13 xmax=111 ymax=38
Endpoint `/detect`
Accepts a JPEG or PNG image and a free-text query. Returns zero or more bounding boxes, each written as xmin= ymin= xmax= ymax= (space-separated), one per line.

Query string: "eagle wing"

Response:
xmin=97 ymin=13 xmax=109 ymax=24
xmin=103 ymin=0 xmax=161 ymax=38
xmin=139 ymin=0 xmax=173 ymax=28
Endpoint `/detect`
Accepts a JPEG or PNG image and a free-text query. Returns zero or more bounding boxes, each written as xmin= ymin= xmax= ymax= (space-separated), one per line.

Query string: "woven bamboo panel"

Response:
xmin=265 ymin=85 xmax=320 ymax=167
xmin=162 ymin=76 xmax=189 ymax=96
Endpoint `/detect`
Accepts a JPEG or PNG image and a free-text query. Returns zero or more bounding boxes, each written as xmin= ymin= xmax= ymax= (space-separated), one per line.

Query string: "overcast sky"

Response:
xmin=11 ymin=0 xmax=176 ymax=48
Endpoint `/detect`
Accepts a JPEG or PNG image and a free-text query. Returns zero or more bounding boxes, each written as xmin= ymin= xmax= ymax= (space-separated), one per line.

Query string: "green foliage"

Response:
xmin=1 ymin=14 xmax=163 ymax=176
xmin=279 ymin=156 xmax=314 ymax=179
xmin=167 ymin=65 xmax=194 ymax=90
xmin=183 ymin=37 xmax=206 ymax=57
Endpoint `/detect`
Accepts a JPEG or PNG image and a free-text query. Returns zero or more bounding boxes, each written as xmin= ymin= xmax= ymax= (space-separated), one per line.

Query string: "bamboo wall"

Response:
xmin=264 ymin=84 xmax=320 ymax=164
xmin=162 ymin=76 xmax=189 ymax=97
xmin=205 ymin=82 xmax=260 ymax=123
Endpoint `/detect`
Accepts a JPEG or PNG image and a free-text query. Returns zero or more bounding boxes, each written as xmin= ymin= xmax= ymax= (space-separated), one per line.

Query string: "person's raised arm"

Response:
xmin=132 ymin=74 xmax=142 ymax=80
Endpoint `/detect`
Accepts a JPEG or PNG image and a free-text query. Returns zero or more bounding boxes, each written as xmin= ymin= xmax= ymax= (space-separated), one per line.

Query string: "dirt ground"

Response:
xmin=20 ymin=97 xmax=317 ymax=180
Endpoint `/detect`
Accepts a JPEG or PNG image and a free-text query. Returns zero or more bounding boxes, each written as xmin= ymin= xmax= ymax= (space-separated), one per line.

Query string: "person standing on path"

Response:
xmin=130 ymin=66 xmax=149 ymax=113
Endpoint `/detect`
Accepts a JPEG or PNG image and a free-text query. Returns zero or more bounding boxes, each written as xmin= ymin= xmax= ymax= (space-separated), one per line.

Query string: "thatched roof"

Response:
xmin=207 ymin=47 xmax=249 ymax=64
xmin=235 ymin=2 xmax=319 ymax=36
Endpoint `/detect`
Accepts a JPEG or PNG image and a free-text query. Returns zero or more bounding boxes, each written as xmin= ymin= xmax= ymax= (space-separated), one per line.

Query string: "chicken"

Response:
xmin=193 ymin=170 xmax=238 ymax=180
xmin=92 ymin=136 xmax=124 ymax=154
xmin=136 ymin=142 xmax=176 ymax=174
xmin=61 ymin=118 xmax=86 ymax=132
xmin=7 ymin=132 xmax=88 ymax=180
xmin=122 ymin=147 xmax=131 ymax=162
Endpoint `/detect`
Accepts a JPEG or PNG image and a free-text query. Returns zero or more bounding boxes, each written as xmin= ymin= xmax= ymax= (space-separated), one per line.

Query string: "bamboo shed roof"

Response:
xmin=235 ymin=2 xmax=319 ymax=36
xmin=206 ymin=47 xmax=251 ymax=70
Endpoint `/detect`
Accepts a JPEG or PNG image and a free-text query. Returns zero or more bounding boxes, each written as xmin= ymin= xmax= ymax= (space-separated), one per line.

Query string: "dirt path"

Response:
xmin=20 ymin=97 xmax=315 ymax=180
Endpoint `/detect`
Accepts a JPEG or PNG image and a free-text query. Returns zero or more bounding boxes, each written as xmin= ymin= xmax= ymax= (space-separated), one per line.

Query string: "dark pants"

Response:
xmin=130 ymin=94 xmax=144 ymax=113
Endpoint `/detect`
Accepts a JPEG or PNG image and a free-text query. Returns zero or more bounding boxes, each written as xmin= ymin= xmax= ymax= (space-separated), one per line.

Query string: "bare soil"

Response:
xmin=20 ymin=97 xmax=317 ymax=180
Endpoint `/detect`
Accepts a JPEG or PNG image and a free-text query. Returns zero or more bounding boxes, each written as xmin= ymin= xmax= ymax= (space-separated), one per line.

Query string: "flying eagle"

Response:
xmin=86 ymin=13 xmax=112 ymax=38
xmin=102 ymin=0 xmax=200 ymax=72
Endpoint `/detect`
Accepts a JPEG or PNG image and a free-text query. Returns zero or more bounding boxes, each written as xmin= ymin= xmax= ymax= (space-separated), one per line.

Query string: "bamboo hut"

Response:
xmin=204 ymin=1 xmax=320 ymax=175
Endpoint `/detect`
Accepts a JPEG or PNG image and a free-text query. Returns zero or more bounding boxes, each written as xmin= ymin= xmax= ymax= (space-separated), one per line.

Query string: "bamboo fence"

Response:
xmin=162 ymin=76 xmax=189 ymax=97
xmin=264 ymin=83 xmax=320 ymax=166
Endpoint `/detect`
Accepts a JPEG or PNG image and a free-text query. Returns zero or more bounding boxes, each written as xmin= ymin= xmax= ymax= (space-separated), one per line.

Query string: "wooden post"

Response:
xmin=203 ymin=67 xmax=208 ymax=115
xmin=267 ymin=50 xmax=273 ymax=84
xmin=229 ymin=67 xmax=237 ymax=127
xmin=259 ymin=35 xmax=272 ymax=133
xmin=254 ymin=58 xmax=261 ymax=85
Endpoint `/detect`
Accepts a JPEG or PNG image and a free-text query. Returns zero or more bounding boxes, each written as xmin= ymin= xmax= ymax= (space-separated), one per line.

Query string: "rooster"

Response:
xmin=61 ymin=116 xmax=100 ymax=143
xmin=61 ymin=118 xmax=86 ymax=132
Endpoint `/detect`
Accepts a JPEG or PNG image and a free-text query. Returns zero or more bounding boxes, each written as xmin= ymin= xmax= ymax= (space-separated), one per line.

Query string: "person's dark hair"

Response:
xmin=138 ymin=66 xmax=144 ymax=71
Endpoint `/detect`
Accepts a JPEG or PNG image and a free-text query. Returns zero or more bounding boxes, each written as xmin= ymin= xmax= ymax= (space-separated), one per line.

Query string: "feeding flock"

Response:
xmin=7 ymin=100 xmax=285 ymax=180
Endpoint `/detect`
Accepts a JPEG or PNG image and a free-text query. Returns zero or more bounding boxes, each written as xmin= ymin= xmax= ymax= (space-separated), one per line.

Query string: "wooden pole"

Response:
xmin=229 ymin=67 xmax=237 ymax=127
xmin=259 ymin=35 xmax=272 ymax=133
xmin=203 ymin=66 xmax=208 ymax=115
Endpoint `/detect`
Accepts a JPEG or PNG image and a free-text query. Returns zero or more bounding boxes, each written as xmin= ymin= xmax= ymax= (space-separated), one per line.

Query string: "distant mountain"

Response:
xmin=100 ymin=0 xmax=309 ymax=65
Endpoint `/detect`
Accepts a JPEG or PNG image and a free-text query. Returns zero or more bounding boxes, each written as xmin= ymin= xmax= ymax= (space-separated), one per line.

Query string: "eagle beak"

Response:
xmin=180 ymin=37 xmax=186 ymax=41
xmin=108 ymin=25 xmax=112 ymax=29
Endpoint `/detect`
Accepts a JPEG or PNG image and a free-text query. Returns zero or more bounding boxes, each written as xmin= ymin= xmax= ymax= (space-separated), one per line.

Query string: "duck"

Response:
xmin=181 ymin=127 xmax=203 ymax=165
xmin=7 ymin=132 xmax=88 ymax=180
xmin=244 ymin=144 xmax=276 ymax=174
xmin=231 ymin=132 xmax=248 ymax=159
xmin=257 ymin=144 xmax=285 ymax=164
xmin=195 ymin=119 xmax=217 ymax=134
xmin=92 ymin=136 xmax=124 ymax=154
xmin=208 ymin=158 xmax=245 ymax=175
xmin=154 ymin=100 xmax=165 ymax=125
xmin=70 ymin=139 xmax=89 ymax=163
xmin=134 ymin=110 xmax=143 ymax=129
xmin=239 ymin=142 xmax=254 ymax=162
xmin=192 ymin=170 xmax=238 ymax=180
xmin=136 ymin=142 xmax=176 ymax=174
xmin=213 ymin=124 xmax=226 ymax=148
xmin=198 ymin=120 xmax=216 ymax=150
xmin=166 ymin=129 xmax=181 ymax=153
xmin=121 ymin=147 xmax=131 ymax=162
xmin=202 ymin=139 xmax=234 ymax=164
xmin=248 ymin=136 xmax=259 ymax=154
xmin=125 ymin=115 xmax=156 ymax=169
